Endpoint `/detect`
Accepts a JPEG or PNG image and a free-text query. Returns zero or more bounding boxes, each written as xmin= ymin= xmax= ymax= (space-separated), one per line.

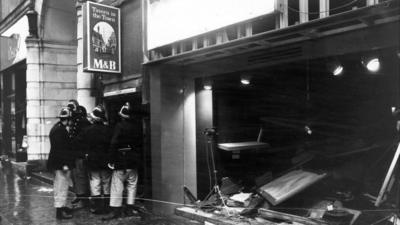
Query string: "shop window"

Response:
xmin=225 ymin=26 xmax=238 ymax=41
xmin=156 ymin=45 xmax=172 ymax=58
xmin=252 ymin=14 xmax=275 ymax=35
xmin=181 ymin=40 xmax=193 ymax=53
xmin=288 ymin=0 xmax=300 ymax=25
xmin=196 ymin=37 xmax=204 ymax=49
xmin=309 ymin=0 xmax=320 ymax=21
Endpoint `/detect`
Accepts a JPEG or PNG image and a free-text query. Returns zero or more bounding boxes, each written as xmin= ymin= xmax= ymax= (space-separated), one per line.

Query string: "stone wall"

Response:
xmin=26 ymin=40 xmax=77 ymax=160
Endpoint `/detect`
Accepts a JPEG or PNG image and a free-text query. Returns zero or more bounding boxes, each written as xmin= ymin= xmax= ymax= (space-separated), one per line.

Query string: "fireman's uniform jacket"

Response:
xmin=69 ymin=110 xmax=91 ymax=141
xmin=77 ymin=121 xmax=112 ymax=170
xmin=109 ymin=118 xmax=143 ymax=170
xmin=47 ymin=122 xmax=76 ymax=171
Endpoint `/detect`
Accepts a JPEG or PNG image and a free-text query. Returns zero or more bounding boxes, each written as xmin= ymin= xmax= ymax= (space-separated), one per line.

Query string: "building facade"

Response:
xmin=1 ymin=0 xmax=400 ymax=217
xmin=0 ymin=0 xmax=146 ymax=162
xmin=145 ymin=0 xmax=400 ymax=214
xmin=0 ymin=0 xmax=77 ymax=160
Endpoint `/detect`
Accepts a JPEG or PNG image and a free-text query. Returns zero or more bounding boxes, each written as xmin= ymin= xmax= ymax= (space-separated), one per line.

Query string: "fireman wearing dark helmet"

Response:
xmin=104 ymin=102 xmax=143 ymax=220
xmin=76 ymin=105 xmax=112 ymax=214
xmin=67 ymin=99 xmax=91 ymax=208
xmin=47 ymin=107 xmax=75 ymax=220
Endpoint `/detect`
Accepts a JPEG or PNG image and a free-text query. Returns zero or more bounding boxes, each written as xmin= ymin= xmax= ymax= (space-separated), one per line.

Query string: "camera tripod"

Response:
xmin=200 ymin=128 xmax=230 ymax=212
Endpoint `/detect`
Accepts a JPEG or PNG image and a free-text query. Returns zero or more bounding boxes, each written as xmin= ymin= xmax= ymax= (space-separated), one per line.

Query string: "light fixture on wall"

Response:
xmin=304 ymin=125 xmax=312 ymax=135
xmin=332 ymin=64 xmax=344 ymax=76
xmin=203 ymin=79 xmax=212 ymax=90
xmin=362 ymin=56 xmax=380 ymax=73
xmin=26 ymin=6 xmax=38 ymax=38
xmin=328 ymin=60 xmax=344 ymax=76
xmin=240 ymin=74 xmax=251 ymax=85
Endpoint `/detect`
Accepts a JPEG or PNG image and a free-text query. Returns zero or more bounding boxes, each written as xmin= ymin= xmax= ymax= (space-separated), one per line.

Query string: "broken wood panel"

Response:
xmin=258 ymin=170 xmax=326 ymax=205
xmin=259 ymin=208 xmax=328 ymax=225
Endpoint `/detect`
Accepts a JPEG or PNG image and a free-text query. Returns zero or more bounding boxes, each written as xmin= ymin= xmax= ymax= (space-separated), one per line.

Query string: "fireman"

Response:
xmin=76 ymin=105 xmax=112 ymax=214
xmin=47 ymin=107 xmax=75 ymax=219
xmin=105 ymin=102 xmax=143 ymax=219
xmin=67 ymin=100 xmax=91 ymax=207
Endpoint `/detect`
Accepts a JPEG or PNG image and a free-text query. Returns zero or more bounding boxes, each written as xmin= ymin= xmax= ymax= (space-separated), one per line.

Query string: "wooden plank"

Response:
xmin=375 ymin=142 xmax=400 ymax=206
xmin=258 ymin=170 xmax=326 ymax=205
xmin=326 ymin=144 xmax=380 ymax=158
xmin=259 ymin=208 xmax=328 ymax=225
xmin=176 ymin=207 xmax=275 ymax=225
xmin=218 ymin=142 xmax=270 ymax=151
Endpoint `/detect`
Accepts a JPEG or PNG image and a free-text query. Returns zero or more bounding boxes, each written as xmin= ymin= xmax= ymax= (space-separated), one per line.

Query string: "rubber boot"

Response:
xmin=56 ymin=208 xmax=73 ymax=220
xmin=72 ymin=194 xmax=84 ymax=204
xmin=102 ymin=207 xmax=122 ymax=221
xmin=103 ymin=194 xmax=111 ymax=214
xmin=90 ymin=195 xmax=104 ymax=214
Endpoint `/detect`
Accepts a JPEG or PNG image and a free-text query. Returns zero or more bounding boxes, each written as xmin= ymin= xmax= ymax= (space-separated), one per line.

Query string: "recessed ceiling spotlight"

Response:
xmin=333 ymin=65 xmax=344 ymax=76
xmin=240 ymin=75 xmax=251 ymax=85
xmin=241 ymin=78 xmax=250 ymax=85
xmin=203 ymin=79 xmax=212 ymax=90
xmin=363 ymin=57 xmax=380 ymax=72
xmin=204 ymin=84 xmax=212 ymax=90
xmin=328 ymin=60 xmax=344 ymax=76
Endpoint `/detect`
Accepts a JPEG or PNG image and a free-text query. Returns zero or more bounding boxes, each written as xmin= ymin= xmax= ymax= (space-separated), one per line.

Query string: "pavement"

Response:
xmin=0 ymin=159 xmax=200 ymax=225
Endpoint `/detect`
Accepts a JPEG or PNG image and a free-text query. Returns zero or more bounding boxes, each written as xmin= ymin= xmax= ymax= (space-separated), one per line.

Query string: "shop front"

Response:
xmin=77 ymin=0 xmax=151 ymax=198
xmin=0 ymin=14 xmax=29 ymax=157
xmin=0 ymin=61 xmax=27 ymax=157
xmin=146 ymin=0 xmax=400 ymax=221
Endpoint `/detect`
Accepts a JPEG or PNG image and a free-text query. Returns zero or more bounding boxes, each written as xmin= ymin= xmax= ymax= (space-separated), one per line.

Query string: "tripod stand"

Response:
xmin=200 ymin=128 xmax=229 ymax=212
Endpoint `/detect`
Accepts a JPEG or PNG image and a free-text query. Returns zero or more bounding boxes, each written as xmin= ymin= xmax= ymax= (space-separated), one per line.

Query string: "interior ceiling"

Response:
xmin=209 ymin=48 xmax=399 ymax=91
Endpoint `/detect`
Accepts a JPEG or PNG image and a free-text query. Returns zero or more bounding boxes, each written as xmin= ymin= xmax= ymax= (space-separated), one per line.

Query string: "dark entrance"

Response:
xmin=103 ymin=93 xmax=151 ymax=198
xmin=0 ymin=60 xmax=27 ymax=156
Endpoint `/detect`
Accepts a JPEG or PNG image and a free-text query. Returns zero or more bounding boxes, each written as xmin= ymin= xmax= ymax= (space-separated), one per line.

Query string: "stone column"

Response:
xmin=76 ymin=1 xmax=96 ymax=111
xmin=25 ymin=38 xmax=77 ymax=160
xmin=150 ymin=66 xmax=198 ymax=214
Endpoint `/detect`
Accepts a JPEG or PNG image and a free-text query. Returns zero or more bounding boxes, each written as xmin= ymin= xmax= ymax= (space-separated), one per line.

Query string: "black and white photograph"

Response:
xmin=0 ymin=0 xmax=399 ymax=224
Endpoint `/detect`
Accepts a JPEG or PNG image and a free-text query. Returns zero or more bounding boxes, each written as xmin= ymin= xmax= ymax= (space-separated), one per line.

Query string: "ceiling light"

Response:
xmin=203 ymin=79 xmax=212 ymax=90
xmin=204 ymin=85 xmax=212 ymax=90
xmin=304 ymin=125 xmax=312 ymax=135
xmin=363 ymin=57 xmax=380 ymax=72
xmin=328 ymin=60 xmax=344 ymax=76
xmin=241 ymin=78 xmax=250 ymax=85
xmin=240 ymin=74 xmax=251 ymax=85
xmin=332 ymin=65 xmax=344 ymax=76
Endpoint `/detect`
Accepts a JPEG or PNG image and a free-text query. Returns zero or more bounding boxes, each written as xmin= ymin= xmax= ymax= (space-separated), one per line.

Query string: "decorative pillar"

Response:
xmin=77 ymin=1 xmax=96 ymax=111
xmin=25 ymin=39 xmax=77 ymax=160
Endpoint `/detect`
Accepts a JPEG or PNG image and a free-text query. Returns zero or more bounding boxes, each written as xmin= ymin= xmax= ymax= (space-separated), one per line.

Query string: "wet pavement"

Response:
xmin=0 ymin=159 xmax=200 ymax=225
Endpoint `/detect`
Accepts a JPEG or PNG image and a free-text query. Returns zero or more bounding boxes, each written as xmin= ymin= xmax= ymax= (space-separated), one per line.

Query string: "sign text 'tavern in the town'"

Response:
xmin=83 ymin=1 xmax=121 ymax=73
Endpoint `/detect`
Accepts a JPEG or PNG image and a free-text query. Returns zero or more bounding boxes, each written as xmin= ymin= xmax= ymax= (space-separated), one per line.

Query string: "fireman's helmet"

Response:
xmin=58 ymin=107 xmax=72 ymax=118
xmin=90 ymin=105 xmax=106 ymax=121
xmin=118 ymin=102 xmax=132 ymax=119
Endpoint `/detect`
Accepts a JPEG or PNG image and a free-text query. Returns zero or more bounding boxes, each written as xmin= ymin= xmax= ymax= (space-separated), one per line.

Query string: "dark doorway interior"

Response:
xmin=0 ymin=60 xmax=26 ymax=156
xmin=195 ymin=49 xmax=400 ymax=198
xmin=103 ymin=93 xmax=151 ymax=198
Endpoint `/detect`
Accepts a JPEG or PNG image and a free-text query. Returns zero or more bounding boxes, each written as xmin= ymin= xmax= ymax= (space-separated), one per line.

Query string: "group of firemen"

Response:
xmin=47 ymin=99 xmax=143 ymax=220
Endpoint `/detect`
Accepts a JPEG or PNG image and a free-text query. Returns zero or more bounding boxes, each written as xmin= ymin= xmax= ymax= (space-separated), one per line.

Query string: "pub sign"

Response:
xmin=83 ymin=1 xmax=121 ymax=73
